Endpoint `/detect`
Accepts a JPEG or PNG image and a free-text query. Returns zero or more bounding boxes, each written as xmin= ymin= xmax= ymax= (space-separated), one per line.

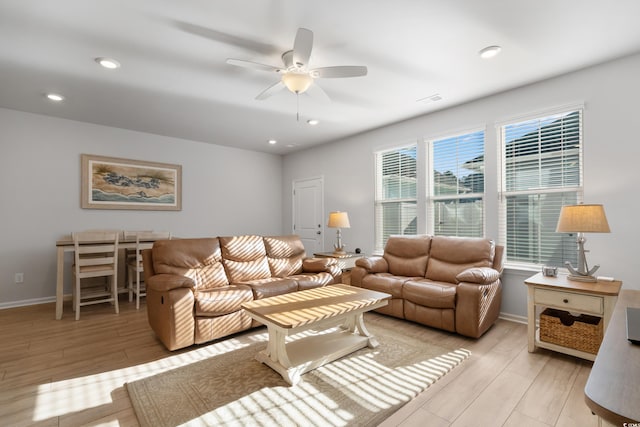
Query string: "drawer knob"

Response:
xmin=563 ymin=298 xmax=569 ymax=303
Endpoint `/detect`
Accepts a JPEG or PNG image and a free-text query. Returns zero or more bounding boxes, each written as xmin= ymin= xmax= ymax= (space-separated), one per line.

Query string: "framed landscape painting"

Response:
xmin=81 ymin=154 xmax=182 ymax=210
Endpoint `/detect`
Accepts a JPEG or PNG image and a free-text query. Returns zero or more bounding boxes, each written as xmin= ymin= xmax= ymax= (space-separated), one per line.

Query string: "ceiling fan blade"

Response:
xmin=305 ymin=83 xmax=331 ymax=102
xmin=255 ymin=81 xmax=285 ymax=100
xmin=226 ymin=58 xmax=282 ymax=73
xmin=292 ymin=28 xmax=313 ymax=67
xmin=311 ymin=66 xmax=368 ymax=78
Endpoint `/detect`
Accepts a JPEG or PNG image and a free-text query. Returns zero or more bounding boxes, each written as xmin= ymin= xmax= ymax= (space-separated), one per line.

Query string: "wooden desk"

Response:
xmin=584 ymin=289 xmax=640 ymax=424
xmin=55 ymin=235 xmax=161 ymax=320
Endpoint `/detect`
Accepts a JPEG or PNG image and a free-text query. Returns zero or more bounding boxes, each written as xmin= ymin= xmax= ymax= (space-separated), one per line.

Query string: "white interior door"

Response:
xmin=293 ymin=177 xmax=324 ymax=255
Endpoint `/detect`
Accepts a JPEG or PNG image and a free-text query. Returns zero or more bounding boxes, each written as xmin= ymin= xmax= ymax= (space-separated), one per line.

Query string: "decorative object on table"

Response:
xmin=542 ymin=266 xmax=558 ymax=277
xmin=327 ymin=211 xmax=350 ymax=255
xmin=81 ymin=154 xmax=182 ymax=211
xmin=556 ymin=203 xmax=610 ymax=282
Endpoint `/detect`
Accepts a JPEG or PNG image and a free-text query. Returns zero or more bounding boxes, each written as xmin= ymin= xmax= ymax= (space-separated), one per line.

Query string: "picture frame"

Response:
xmin=81 ymin=154 xmax=182 ymax=211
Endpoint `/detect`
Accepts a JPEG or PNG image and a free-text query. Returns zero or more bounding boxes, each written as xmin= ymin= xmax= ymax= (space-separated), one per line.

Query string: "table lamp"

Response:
xmin=328 ymin=211 xmax=350 ymax=255
xmin=556 ymin=203 xmax=610 ymax=282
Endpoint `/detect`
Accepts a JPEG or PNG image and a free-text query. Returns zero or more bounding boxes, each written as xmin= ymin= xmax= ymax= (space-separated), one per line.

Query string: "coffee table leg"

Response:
xmin=257 ymin=325 xmax=303 ymax=385
xmin=350 ymin=313 xmax=379 ymax=348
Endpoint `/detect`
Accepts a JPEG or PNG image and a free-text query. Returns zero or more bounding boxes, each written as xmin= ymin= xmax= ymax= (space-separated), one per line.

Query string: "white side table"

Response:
xmin=524 ymin=272 xmax=621 ymax=361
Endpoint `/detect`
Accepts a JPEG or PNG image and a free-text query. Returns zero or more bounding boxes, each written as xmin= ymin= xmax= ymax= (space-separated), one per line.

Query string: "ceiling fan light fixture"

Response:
xmin=281 ymin=72 xmax=313 ymax=94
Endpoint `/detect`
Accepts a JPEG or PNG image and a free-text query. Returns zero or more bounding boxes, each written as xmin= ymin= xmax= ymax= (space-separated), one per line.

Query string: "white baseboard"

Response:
xmin=499 ymin=312 xmax=527 ymax=324
xmin=0 ymin=296 xmax=57 ymax=310
xmin=0 ymin=294 xmax=73 ymax=310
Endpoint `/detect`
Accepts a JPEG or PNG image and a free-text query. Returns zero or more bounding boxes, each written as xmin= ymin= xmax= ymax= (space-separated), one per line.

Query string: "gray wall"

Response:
xmin=0 ymin=109 xmax=283 ymax=307
xmin=282 ymin=53 xmax=640 ymax=319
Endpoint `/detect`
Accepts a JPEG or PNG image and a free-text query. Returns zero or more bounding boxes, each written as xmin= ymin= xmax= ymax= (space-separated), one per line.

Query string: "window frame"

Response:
xmin=374 ymin=143 xmax=418 ymax=252
xmin=426 ymin=128 xmax=486 ymax=238
xmin=497 ymin=106 xmax=584 ymax=269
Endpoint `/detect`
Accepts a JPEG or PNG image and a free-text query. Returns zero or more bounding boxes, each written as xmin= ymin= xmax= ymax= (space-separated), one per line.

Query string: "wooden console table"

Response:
xmin=584 ymin=289 xmax=640 ymax=424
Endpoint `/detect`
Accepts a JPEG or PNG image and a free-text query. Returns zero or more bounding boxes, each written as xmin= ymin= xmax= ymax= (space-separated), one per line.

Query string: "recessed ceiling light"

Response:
xmin=95 ymin=57 xmax=121 ymax=69
xmin=46 ymin=93 xmax=65 ymax=102
xmin=417 ymin=93 xmax=442 ymax=103
xmin=479 ymin=45 xmax=502 ymax=59
xmin=307 ymin=119 xmax=319 ymax=126
xmin=268 ymin=139 xmax=277 ymax=145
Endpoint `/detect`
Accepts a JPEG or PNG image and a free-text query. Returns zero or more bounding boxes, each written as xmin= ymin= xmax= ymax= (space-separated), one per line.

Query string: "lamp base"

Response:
xmin=567 ymin=274 xmax=597 ymax=283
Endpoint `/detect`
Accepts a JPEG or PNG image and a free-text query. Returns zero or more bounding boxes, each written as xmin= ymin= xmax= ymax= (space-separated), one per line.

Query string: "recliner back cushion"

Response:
xmin=383 ymin=235 xmax=432 ymax=277
xmin=425 ymin=236 xmax=495 ymax=283
xmin=264 ymin=235 xmax=305 ymax=277
xmin=219 ymin=235 xmax=271 ymax=282
xmin=152 ymin=238 xmax=229 ymax=290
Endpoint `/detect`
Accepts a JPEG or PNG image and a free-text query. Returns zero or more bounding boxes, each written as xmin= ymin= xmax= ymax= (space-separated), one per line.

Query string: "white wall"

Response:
xmin=282 ymin=53 xmax=640 ymax=318
xmin=0 ymin=109 xmax=283 ymax=306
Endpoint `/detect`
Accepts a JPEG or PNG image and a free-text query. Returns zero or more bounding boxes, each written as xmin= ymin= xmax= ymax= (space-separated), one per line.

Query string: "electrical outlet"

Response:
xmin=15 ymin=273 xmax=24 ymax=284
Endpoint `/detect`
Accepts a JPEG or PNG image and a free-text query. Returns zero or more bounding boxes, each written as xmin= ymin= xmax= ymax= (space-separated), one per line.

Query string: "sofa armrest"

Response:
xmin=146 ymin=274 xmax=195 ymax=293
xmin=456 ymin=267 xmax=501 ymax=285
xmin=355 ymin=256 xmax=389 ymax=273
xmin=302 ymin=257 xmax=341 ymax=281
xmin=302 ymin=257 xmax=337 ymax=272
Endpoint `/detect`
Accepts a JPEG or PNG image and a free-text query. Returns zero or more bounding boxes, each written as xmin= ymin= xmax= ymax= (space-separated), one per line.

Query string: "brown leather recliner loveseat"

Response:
xmin=351 ymin=234 xmax=504 ymax=338
xmin=141 ymin=235 xmax=341 ymax=350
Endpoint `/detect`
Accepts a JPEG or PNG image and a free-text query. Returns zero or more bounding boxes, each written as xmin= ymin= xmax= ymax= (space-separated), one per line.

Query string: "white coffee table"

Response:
xmin=242 ymin=284 xmax=391 ymax=385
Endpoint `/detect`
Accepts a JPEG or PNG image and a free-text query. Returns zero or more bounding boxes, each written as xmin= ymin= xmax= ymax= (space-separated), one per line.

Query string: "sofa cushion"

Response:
xmin=403 ymin=280 xmax=457 ymax=309
xmin=264 ymin=235 xmax=305 ymax=277
xmin=152 ymin=238 xmax=229 ymax=290
xmin=194 ymin=285 xmax=254 ymax=316
xmin=219 ymin=235 xmax=272 ymax=282
xmin=238 ymin=277 xmax=298 ymax=299
xmin=383 ymin=235 xmax=432 ymax=277
xmin=425 ymin=236 xmax=495 ymax=284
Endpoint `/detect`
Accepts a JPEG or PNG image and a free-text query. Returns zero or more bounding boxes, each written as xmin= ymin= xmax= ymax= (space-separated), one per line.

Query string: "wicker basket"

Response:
xmin=539 ymin=308 xmax=603 ymax=354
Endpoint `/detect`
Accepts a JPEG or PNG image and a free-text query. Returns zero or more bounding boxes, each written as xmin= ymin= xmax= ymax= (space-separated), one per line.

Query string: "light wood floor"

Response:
xmin=0 ymin=298 xmax=615 ymax=427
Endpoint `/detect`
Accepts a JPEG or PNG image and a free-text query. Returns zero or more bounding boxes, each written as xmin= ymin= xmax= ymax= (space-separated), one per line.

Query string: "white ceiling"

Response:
xmin=2 ymin=1 xmax=640 ymax=155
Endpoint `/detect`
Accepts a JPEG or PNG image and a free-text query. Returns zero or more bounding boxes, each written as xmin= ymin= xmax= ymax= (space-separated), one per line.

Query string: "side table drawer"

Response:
xmin=534 ymin=288 xmax=603 ymax=314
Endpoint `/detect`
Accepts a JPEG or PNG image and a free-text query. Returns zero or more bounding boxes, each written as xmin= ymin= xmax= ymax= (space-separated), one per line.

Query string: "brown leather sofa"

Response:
xmin=351 ymin=235 xmax=504 ymax=338
xmin=142 ymin=235 xmax=341 ymax=350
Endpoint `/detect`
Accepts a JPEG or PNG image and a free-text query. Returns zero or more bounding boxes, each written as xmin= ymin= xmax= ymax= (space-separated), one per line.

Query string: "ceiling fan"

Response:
xmin=226 ymin=28 xmax=368 ymax=101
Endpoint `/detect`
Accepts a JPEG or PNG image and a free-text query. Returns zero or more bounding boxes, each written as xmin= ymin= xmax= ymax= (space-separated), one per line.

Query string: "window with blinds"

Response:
xmin=499 ymin=109 xmax=583 ymax=267
xmin=375 ymin=145 xmax=417 ymax=251
xmin=429 ymin=130 xmax=485 ymax=237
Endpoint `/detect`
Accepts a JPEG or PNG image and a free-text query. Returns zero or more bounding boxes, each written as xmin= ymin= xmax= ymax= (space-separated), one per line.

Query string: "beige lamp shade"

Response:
xmin=328 ymin=211 xmax=350 ymax=228
xmin=556 ymin=204 xmax=610 ymax=233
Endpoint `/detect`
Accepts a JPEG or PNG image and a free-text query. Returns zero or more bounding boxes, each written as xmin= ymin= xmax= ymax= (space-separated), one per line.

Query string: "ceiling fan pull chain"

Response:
xmin=296 ymin=93 xmax=300 ymax=122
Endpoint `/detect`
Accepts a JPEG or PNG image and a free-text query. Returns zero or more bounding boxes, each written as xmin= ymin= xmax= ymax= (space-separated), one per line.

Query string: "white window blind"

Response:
xmin=429 ymin=130 xmax=485 ymax=237
xmin=499 ymin=109 xmax=583 ymax=267
xmin=375 ymin=145 xmax=417 ymax=251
